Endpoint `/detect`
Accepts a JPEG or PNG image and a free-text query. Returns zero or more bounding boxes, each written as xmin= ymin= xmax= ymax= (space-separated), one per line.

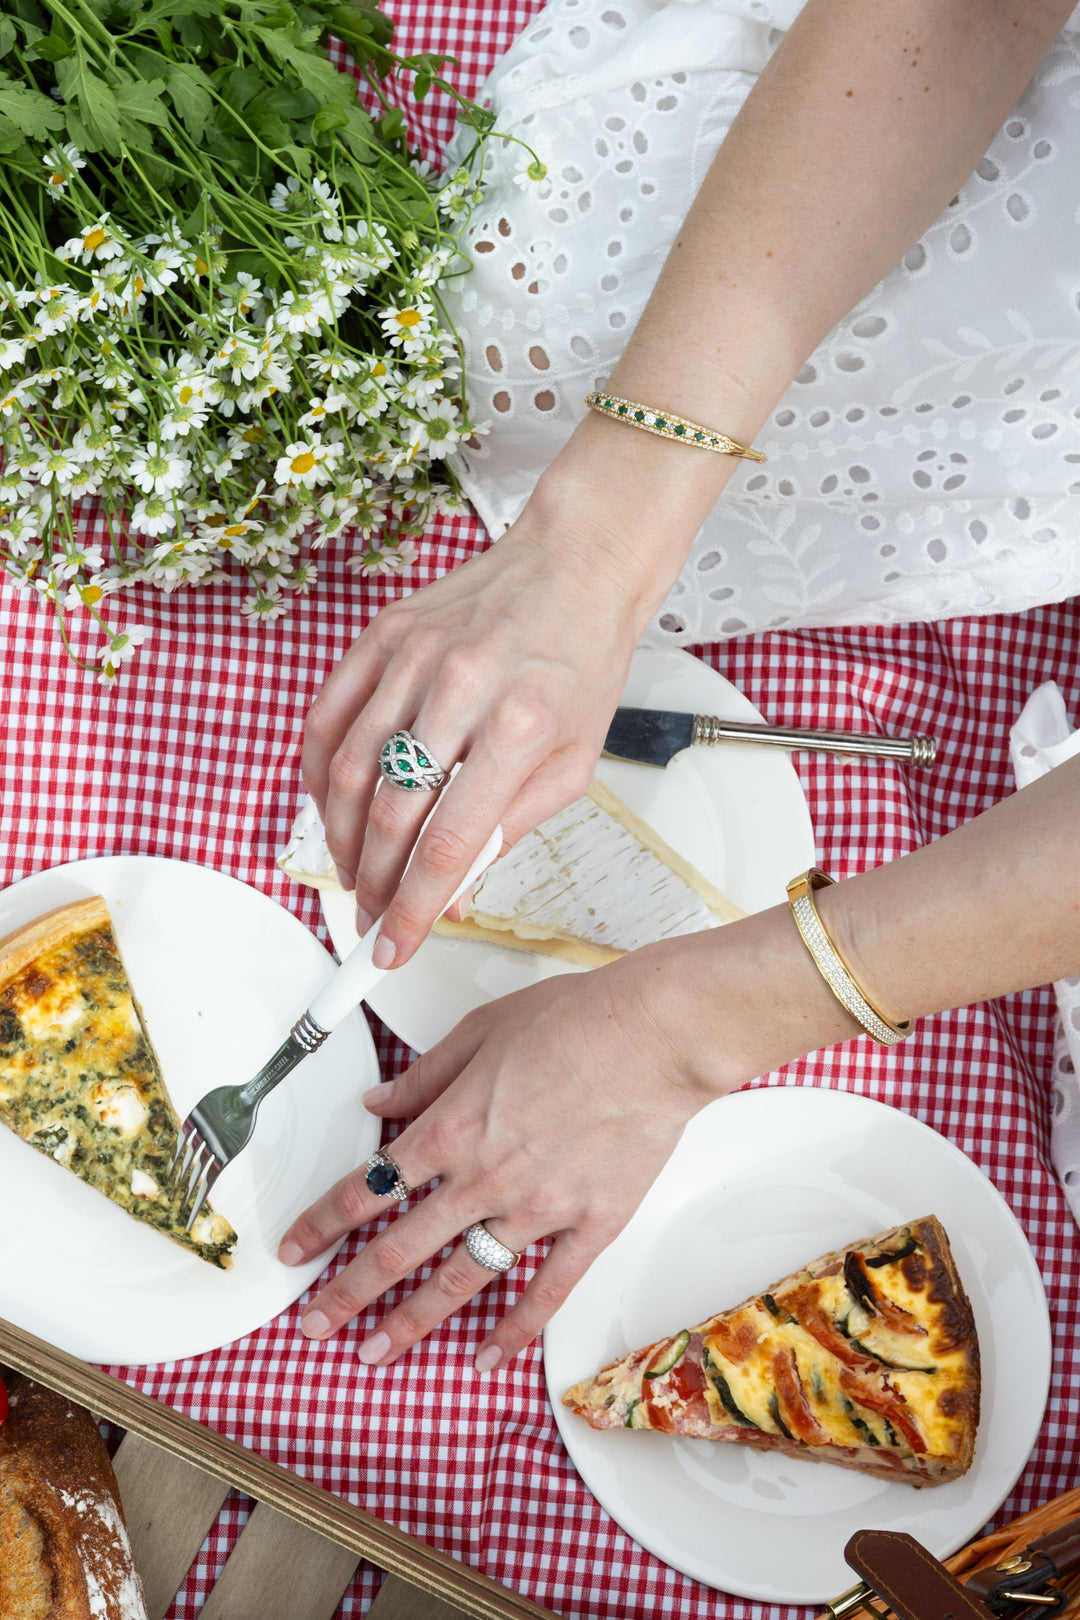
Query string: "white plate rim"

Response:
xmin=543 ymin=1084 xmax=1051 ymax=1603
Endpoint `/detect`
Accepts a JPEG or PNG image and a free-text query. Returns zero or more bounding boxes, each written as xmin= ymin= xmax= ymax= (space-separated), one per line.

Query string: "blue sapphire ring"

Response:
xmin=365 ymin=1150 xmax=411 ymax=1202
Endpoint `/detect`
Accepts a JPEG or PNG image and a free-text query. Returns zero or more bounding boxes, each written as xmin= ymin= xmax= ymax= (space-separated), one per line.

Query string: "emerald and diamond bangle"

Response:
xmin=786 ymin=869 xmax=913 ymax=1047
xmin=584 ymin=390 xmax=766 ymax=462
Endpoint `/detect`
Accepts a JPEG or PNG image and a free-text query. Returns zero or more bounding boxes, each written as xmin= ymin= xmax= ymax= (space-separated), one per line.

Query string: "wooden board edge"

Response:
xmin=0 ymin=1316 xmax=557 ymax=1620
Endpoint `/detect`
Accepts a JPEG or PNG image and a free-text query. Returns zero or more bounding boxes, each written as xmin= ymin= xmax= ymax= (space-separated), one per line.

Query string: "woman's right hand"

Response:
xmin=302 ymin=458 xmax=660 ymax=968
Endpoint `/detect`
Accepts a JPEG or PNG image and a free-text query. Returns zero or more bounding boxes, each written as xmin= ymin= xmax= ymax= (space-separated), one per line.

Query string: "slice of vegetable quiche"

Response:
xmin=0 ymin=897 xmax=236 ymax=1268
xmin=563 ymin=1216 xmax=979 ymax=1485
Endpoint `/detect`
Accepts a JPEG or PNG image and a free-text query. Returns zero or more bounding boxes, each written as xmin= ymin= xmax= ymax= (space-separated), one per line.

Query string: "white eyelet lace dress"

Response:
xmin=442 ymin=0 xmax=1080 ymax=643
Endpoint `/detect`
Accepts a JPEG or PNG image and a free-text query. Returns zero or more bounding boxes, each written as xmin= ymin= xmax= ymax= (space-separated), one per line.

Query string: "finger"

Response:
xmin=303 ymin=621 xmax=396 ymax=816
xmin=300 ymin=1185 xmax=470 ymax=1340
xmin=361 ymin=1010 xmax=490 ymax=1118
xmin=473 ymin=1227 xmax=608 ymax=1370
xmin=277 ymin=1136 xmax=433 ymax=1266
xmin=496 ymin=744 xmax=604 ymax=850
xmin=354 ymin=1218 xmax=538 ymax=1365
xmin=320 ymin=672 xmax=434 ymax=895
xmin=350 ymin=732 xmax=465 ymax=947
xmin=372 ymin=732 xmax=543 ymax=969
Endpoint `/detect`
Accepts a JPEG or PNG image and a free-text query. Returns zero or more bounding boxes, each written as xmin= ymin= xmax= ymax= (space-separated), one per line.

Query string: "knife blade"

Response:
xmin=602 ymin=707 xmax=936 ymax=767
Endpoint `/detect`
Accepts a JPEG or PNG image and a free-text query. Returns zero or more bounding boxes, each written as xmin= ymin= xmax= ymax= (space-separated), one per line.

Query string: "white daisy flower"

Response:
xmin=347 ymin=539 xmax=419 ymax=576
xmin=273 ymin=439 xmax=334 ymax=490
xmin=274 ymin=288 xmax=333 ymax=335
xmin=512 ymin=155 xmax=549 ymax=189
xmin=128 ymin=442 xmax=191 ymax=495
xmin=42 ymin=144 xmax=86 ymax=192
xmin=241 ymin=588 xmax=288 ymax=622
xmin=130 ymin=495 xmax=178 ymax=537
xmin=379 ymin=304 xmax=434 ymax=350
xmin=289 ymin=562 xmax=318 ymax=594
xmin=0 ymin=336 xmax=28 ymax=372
xmin=59 ymin=216 xmax=126 ymax=265
xmin=269 ymin=176 xmax=304 ymax=213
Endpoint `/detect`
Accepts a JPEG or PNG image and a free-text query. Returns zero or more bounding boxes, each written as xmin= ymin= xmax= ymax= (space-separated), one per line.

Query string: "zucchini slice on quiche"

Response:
xmin=562 ymin=1216 xmax=979 ymax=1484
xmin=0 ymin=897 xmax=236 ymax=1269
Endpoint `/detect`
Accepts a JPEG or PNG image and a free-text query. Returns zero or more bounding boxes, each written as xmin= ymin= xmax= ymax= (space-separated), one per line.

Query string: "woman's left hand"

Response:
xmin=277 ymin=940 xmax=729 ymax=1369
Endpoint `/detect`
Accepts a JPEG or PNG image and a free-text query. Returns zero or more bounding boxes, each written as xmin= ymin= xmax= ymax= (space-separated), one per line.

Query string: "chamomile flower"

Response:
xmin=241 ymin=587 xmax=288 ymax=622
xmin=274 ymin=439 xmax=334 ymax=490
xmin=274 ymin=289 xmax=333 ymax=336
xmin=379 ymin=304 xmax=434 ymax=351
xmin=290 ymin=561 xmax=318 ymax=594
xmin=347 ymin=539 xmax=419 ymax=576
xmin=128 ymin=442 xmax=191 ymax=496
xmin=512 ymin=155 xmax=549 ymax=189
xmin=59 ymin=216 xmax=126 ymax=266
xmin=129 ymin=495 xmax=177 ymax=537
xmin=42 ymin=143 xmax=86 ymax=192
xmin=0 ymin=337 xmax=28 ymax=372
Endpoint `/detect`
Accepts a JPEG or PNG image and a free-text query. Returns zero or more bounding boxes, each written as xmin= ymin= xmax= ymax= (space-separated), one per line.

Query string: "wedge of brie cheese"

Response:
xmin=278 ymin=782 xmax=742 ymax=966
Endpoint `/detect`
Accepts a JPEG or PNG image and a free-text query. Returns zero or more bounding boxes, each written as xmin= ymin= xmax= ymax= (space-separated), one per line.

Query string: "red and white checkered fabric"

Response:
xmin=2 ymin=2 xmax=1079 ymax=1615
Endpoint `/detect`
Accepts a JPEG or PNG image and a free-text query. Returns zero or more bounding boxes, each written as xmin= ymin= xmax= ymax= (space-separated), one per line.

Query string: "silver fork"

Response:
xmin=167 ymin=824 xmax=504 ymax=1231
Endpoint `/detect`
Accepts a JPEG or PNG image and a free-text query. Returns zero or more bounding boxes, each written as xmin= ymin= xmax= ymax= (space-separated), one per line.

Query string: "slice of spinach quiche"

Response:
xmin=0 ymin=897 xmax=236 ymax=1268
xmin=562 ymin=1216 xmax=979 ymax=1485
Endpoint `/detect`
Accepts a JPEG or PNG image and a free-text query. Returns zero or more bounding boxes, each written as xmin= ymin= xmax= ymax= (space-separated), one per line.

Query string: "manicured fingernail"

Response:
xmin=278 ymin=1240 xmax=303 ymax=1266
xmin=474 ymin=1344 xmax=502 ymax=1373
xmin=372 ymin=935 xmax=396 ymax=970
xmin=357 ymin=1330 xmax=392 ymax=1364
xmin=336 ymin=867 xmax=355 ymax=893
xmin=301 ymin=1309 xmax=330 ymax=1338
xmin=361 ymin=1082 xmax=394 ymax=1108
xmin=355 ymin=906 xmax=373 ymax=937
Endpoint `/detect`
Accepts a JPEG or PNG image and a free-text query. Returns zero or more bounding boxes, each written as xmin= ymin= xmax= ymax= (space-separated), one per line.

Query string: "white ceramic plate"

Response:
xmin=0 ymin=857 xmax=380 ymax=1366
xmin=321 ymin=646 xmax=816 ymax=1052
xmin=544 ymin=1086 xmax=1051 ymax=1603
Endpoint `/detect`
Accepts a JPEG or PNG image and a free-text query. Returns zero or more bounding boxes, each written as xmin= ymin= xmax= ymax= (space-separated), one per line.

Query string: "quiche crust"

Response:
xmin=0 ymin=897 xmax=237 ymax=1269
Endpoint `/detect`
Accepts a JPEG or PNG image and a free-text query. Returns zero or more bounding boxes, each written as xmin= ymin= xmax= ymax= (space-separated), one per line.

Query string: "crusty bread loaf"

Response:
xmin=0 ymin=1369 xmax=148 ymax=1620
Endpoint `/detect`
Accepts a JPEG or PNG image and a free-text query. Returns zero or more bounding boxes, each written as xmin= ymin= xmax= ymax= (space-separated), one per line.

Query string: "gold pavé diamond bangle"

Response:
xmin=786 ymin=869 xmax=912 ymax=1047
xmin=584 ymin=390 xmax=767 ymax=462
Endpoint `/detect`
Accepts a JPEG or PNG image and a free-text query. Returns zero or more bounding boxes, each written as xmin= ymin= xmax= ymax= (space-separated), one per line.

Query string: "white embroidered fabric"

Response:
xmin=443 ymin=0 xmax=1080 ymax=643
xmin=1009 ymin=684 xmax=1080 ymax=1230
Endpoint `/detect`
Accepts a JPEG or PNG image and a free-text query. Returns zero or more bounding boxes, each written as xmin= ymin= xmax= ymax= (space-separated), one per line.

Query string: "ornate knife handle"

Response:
xmin=691 ymin=714 xmax=937 ymax=767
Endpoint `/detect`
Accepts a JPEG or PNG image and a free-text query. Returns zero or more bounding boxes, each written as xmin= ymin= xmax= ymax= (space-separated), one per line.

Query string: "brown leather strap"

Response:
xmin=1031 ymin=1519 xmax=1080 ymax=1578
xmin=846 ymin=1531 xmax=995 ymax=1620
xmin=962 ymin=1517 xmax=1080 ymax=1614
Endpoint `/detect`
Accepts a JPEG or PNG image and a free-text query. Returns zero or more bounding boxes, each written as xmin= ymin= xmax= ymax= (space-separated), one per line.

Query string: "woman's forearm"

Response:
xmin=529 ymin=0 xmax=1073 ymax=614
xmin=653 ymin=753 xmax=1080 ymax=1099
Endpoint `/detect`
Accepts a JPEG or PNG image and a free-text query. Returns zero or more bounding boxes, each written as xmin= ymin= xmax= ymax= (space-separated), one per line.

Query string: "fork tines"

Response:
xmin=167 ymin=1120 xmax=222 ymax=1232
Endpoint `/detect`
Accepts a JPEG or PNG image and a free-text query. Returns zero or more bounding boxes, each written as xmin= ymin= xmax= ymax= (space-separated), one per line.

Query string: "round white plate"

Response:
xmin=321 ymin=646 xmax=816 ymax=1052
xmin=544 ymin=1086 xmax=1051 ymax=1603
xmin=0 ymin=857 xmax=380 ymax=1366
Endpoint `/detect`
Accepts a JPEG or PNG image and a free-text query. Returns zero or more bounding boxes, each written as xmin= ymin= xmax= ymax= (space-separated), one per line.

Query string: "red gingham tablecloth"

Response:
xmin=2 ymin=2 xmax=1079 ymax=1614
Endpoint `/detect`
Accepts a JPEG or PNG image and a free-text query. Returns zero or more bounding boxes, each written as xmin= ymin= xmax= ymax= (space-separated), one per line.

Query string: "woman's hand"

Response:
xmin=302 ymin=500 xmax=645 ymax=971
xmin=277 ymin=941 xmax=735 ymax=1369
xmin=301 ymin=414 xmax=736 ymax=970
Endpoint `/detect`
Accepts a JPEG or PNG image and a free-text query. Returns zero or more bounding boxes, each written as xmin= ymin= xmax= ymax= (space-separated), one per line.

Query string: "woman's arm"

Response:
xmin=304 ymin=0 xmax=1074 ymax=968
xmin=280 ymin=753 xmax=1080 ymax=1369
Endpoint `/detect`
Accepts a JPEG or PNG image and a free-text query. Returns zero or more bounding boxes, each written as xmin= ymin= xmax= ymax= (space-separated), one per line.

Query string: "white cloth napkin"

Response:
xmin=1010 ymin=682 xmax=1080 ymax=1223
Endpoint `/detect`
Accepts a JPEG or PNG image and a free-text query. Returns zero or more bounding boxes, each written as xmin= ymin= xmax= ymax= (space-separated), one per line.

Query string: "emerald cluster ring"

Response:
xmin=379 ymin=729 xmax=447 ymax=792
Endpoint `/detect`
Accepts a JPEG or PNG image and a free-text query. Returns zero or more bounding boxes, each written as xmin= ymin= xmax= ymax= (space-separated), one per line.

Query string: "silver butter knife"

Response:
xmin=603 ymin=707 xmax=936 ymax=768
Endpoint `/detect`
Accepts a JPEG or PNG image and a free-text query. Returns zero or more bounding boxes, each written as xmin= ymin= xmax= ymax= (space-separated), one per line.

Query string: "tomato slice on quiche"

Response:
xmin=562 ymin=1216 xmax=979 ymax=1484
xmin=0 ymin=897 xmax=236 ymax=1269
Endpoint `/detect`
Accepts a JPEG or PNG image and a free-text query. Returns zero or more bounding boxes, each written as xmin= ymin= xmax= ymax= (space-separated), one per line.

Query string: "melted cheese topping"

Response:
xmin=0 ymin=921 xmax=236 ymax=1269
xmin=469 ymin=795 xmax=722 ymax=952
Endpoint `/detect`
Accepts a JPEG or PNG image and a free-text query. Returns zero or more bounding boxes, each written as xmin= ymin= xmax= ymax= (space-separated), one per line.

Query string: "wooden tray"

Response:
xmin=0 ymin=1314 xmax=559 ymax=1620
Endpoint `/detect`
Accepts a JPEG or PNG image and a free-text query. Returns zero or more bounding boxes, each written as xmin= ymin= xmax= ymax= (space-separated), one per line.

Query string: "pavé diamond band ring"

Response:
xmin=379 ymin=729 xmax=447 ymax=792
xmin=365 ymin=1150 xmax=411 ymax=1202
xmin=464 ymin=1222 xmax=520 ymax=1274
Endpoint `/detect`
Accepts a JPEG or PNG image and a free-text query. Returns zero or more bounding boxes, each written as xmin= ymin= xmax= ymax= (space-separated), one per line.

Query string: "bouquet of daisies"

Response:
xmin=0 ymin=0 xmax=502 ymax=679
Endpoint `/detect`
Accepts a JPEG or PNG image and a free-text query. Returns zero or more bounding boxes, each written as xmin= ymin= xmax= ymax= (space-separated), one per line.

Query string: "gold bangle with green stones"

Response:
xmin=584 ymin=390 xmax=767 ymax=462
